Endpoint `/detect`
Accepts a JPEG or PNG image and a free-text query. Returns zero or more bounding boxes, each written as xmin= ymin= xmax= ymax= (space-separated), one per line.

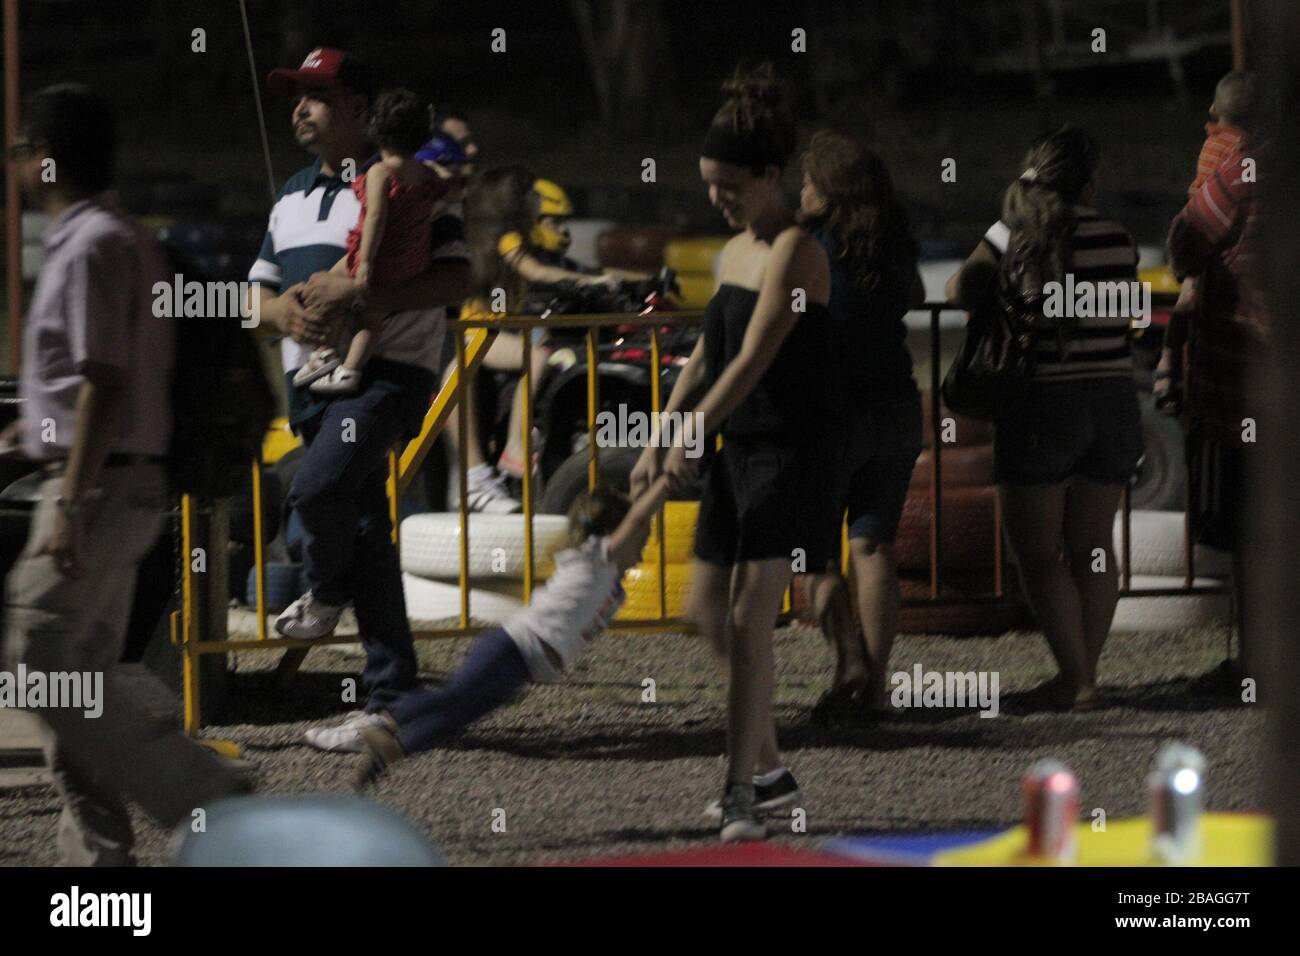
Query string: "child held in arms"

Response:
xmin=294 ymin=88 xmax=446 ymax=396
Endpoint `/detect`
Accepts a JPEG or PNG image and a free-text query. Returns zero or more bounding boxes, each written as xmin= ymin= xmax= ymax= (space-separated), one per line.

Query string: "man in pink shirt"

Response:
xmin=2 ymin=84 xmax=240 ymax=865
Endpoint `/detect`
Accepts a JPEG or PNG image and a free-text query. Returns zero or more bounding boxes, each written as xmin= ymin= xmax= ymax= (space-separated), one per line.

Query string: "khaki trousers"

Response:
xmin=3 ymin=463 xmax=235 ymax=865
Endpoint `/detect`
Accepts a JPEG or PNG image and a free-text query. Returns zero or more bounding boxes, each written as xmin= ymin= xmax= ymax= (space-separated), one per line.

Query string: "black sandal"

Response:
xmin=810 ymin=679 xmax=876 ymax=728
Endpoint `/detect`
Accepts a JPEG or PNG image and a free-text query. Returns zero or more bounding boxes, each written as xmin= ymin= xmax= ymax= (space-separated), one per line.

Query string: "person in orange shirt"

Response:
xmin=1153 ymin=71 xmax=1256 ymax=414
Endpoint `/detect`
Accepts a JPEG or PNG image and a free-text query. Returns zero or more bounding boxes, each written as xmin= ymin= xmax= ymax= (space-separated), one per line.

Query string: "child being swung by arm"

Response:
xmin=354 ymin=475 xmax=672 ymax=788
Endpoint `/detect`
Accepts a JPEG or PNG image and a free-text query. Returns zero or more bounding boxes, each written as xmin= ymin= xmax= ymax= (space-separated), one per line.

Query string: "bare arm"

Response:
xmin=60 ymin=362 xmax=129 ymax=509
xmin=355 ymin=164 xmax=392 ymax=287
xmin=507 ymin=248 xmax=611 ymax=287
xmin=249 ymin=283 xmax=338 ymax=346
xmin=945 ymin=241 xmax=998 ymax=309
xmin=689 ymin=229 xmax=825 ymax=438
xmin=628 ymin=332 xmax=708 ymax=495
xmin=608 ymin=475 xmax=671 ymax=568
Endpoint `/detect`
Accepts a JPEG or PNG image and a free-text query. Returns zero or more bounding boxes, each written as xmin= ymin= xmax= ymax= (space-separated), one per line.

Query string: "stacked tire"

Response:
xmin=396 ymin=506 xmax=700 ymax=624
xmin=894 ymin=390 xmax=1032 ymax=635
xmin=1111 ymin=510 xmax=1232 ymax=631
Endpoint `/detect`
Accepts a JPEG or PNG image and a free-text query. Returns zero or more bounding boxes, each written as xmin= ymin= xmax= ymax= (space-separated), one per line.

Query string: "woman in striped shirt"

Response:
xmin=946 ymin=126 xmax=1142 ymax=712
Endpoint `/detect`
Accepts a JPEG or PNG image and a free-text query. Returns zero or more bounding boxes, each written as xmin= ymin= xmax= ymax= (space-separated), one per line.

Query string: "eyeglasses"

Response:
xmin=5 ymin=141 xmax=42 ymax=161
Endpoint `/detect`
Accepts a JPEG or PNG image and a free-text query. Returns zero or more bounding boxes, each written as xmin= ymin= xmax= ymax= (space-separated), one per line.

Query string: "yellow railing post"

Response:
xmin=181 ymin=494 xmax=201 ymax=735
xmin=252 ymin=458 xmax=267 ymax=641
xmin=456 ymin=330 xmax=471 ymax=628
xmin=586 ymin=329 xmax=599 ymax=492
xmin=521 ymin=331 xmax=535 ymax=602
xmin=649 ymin=327 xmax=666 ymax=619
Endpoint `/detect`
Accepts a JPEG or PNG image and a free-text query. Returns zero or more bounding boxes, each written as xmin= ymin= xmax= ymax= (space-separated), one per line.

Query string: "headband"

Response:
xmin=701 ymin=121 xmax=783 ymax=171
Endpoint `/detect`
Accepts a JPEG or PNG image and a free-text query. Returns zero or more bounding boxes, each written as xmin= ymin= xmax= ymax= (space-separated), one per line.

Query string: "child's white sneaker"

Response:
xmin=292 ymin=347 xmax=341 ymax=387
xmin=309 ymin=366 xmax=363 ymax=396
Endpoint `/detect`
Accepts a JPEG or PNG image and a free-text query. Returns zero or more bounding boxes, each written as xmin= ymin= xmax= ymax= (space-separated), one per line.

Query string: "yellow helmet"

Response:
xmin=532 ymin=178 xmax=574 ymax=217
xmin=530 ymin=178 xmax=574 ymax=253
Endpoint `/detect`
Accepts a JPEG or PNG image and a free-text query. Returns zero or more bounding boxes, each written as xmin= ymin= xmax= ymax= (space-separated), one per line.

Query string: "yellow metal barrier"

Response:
xmin=175 ymin=304 xmax=1229 ymax=734
xmin=176 ymin=311 xmax=703 ymax=733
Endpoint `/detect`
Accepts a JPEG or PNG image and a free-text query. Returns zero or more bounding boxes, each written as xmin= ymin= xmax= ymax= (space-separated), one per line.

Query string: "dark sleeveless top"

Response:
xmin=702 ymin=283 xmax=841 ymax=442
xmin=811 ymin=221 xmax=918 ymax=406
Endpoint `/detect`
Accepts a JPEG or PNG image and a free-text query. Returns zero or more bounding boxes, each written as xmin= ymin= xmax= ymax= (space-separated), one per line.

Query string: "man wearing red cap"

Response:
xmin=249 ymin=49 xmax=470 ymax=752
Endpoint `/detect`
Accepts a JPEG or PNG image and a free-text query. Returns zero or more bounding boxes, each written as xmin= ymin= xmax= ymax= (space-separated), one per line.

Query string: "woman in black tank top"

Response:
xmin=629 ymin=65 xmax=843 ymax=842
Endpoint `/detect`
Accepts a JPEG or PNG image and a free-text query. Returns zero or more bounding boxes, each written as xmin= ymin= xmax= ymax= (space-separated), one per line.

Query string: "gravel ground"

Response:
xmin=0 ymin=623 xmax=1261 ymax=866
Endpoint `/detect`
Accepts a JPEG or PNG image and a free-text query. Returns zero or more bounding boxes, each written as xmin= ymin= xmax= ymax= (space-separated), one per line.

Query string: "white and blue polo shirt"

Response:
xmin=248 ymin=155 xmax=467 ymax=421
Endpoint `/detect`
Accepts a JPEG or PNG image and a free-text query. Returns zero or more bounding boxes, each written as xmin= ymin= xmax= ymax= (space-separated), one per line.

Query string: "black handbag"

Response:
xmin=941 ymin=266 xmax=1042 ymax=421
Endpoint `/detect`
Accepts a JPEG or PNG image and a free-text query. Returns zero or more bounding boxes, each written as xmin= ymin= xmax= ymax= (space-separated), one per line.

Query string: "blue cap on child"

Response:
xmin=415 ymin=134 xmax=468 ymax=166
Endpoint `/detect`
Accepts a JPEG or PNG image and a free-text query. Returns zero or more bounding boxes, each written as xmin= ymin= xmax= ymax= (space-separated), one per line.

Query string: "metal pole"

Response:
xmin=4 ymin=0 xmax=22 ymax=373
xmin=1231 ymin=0 xmax=1248 ymax=71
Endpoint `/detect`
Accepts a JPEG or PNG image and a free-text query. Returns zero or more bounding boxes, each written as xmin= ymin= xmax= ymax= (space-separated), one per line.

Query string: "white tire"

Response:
xmin=1111 ymin=575 xmax=1231 ymax=633
xmin=400 ymin=513 xmax=570 ymax=581
xmin=564 ymin=218 xmax=618 ymax=270
xmin=402 ymin=574 xmax=523 ymax=628
xmin=1114 ymin=511 xmax=1231 ymax=578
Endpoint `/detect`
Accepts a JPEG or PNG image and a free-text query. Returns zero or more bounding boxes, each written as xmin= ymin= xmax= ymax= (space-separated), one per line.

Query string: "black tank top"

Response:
xmin=702 ymin=283 xmax=841 ymax=442
xmin=811 ymin=222 xmax=918 ymax=406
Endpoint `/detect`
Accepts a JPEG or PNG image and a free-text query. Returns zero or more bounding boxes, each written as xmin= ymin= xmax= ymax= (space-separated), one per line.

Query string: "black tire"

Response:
xmin=538 ymin=446 xmax=705 ymax=514
xmin=1132 ymin=391 xmax=1185 ymax=511
xmin=539 ymin=447 xmax=641 ymax=514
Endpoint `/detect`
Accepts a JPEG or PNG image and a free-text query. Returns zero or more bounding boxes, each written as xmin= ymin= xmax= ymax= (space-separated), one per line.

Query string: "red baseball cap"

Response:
xmin=266 ymin=47 xmax=373 ymax=98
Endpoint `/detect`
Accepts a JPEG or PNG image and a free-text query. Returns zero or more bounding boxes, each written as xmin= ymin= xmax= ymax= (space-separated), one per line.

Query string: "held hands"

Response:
xmin=661 ymin=444 xmax=697 ymax=494
xmin=300 ymin=271 xmax=362 ymax=322
xmin=628 ymin=446 xmax=661 ymax=498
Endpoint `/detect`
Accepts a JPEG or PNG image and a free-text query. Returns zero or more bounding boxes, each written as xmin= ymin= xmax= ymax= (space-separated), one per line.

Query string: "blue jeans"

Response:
xmin=287 ymin=360 xmax=433 ymax=710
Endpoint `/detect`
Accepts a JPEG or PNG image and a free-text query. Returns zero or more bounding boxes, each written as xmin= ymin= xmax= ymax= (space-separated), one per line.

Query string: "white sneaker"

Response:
xmin=292 ymin=347 xmax=341 ymax=387
xmin=303 ymin=710 xmax=390 ymax=753
xmin=309 ymin=365 xmax=363 ymax=396
xmin=274 ymin=590 xmax=345 ymax=640
xmin=449 ymin=465 xmax=521 ymax=514
xmin=719 ymin=784 xmax=767 ymax=843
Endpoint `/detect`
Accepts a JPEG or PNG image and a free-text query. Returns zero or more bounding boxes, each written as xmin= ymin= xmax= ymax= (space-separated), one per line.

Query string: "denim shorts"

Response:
xmin=842 ymin=392 xmax=923 ymax=543
xmin=994 ymin=377 xmax=1143 ymax=485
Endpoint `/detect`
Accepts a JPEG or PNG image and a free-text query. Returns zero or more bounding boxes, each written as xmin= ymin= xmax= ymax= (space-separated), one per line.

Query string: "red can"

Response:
xmin=1023 ymin=759 xmax=1079 ymax=861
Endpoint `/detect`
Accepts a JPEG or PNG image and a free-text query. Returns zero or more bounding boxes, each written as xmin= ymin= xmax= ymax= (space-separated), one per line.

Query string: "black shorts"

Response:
xmin=994 ymin=378 xmax=1143 ymax=485
xmin=693 ymin=436 xmax=844 ymax=570
xmin=842 ymin=393 xmax=923 ymax=543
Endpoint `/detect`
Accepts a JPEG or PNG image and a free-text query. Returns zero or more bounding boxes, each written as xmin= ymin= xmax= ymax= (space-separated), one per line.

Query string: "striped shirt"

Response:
xmin=982 ymin=210 xmax=1139 ymax=383
xmin=248 ymin=155 xmax=467 ymax=377
xmin=1191 ymin=123 xmax=1245 ymax=196
xmin=1168 ymin=136 xmax=1267 ymax=441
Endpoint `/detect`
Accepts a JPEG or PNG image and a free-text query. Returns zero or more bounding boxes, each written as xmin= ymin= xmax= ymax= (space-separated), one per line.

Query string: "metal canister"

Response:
xmin=1150 ymin=743 xmax=1205 ymax=863
xmin=1023 ymin=758 xmax=1079 ymax=862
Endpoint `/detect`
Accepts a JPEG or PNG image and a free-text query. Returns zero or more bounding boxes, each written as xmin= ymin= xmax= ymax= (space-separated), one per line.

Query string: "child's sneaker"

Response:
xmin=292 ymin=347 xmax=341 ymax=387
xmin=719 ymin=783 xmax=767 ymax=843
xmin=353 ymin=720 xmax=405 ymax=790
xmin=309 ymin=365 xmax=363 ymax=396
xmin=704 ymin=769 xmax=802 ymax=825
